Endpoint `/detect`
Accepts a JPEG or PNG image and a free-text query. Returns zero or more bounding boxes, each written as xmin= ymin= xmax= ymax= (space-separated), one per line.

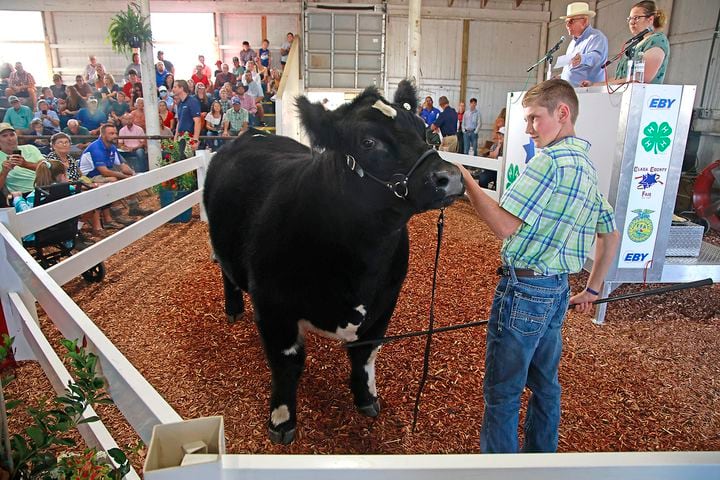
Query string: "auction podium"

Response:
xmin=501 ymin=84 xmax=720 ymax=323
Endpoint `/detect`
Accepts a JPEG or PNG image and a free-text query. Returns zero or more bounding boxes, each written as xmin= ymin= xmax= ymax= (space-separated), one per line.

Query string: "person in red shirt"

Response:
xmin=191 ymin=64 xmax=211 ymax=89
xmin=122 ymin=70 xmax=140 ymax=99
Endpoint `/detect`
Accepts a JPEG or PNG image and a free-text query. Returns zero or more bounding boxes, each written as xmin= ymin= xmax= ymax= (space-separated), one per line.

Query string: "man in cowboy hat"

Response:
xmin=559 ymin=2 xmax=608 ymax=87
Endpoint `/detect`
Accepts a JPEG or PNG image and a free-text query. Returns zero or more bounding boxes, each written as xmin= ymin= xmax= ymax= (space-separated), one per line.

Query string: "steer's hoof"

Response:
xmin=268 ymin=426 xmax=296 ymax=445
xmin=357 ymin=400 xmax=381 ymax=418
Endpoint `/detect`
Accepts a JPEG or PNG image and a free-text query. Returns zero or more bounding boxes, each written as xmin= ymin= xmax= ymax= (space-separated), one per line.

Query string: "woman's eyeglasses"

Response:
xmin=627 ymin=15 xmax=651 ymax=23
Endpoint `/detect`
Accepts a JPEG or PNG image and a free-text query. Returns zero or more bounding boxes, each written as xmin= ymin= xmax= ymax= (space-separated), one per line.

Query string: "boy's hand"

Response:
xmin=569 ymin=289 xmax=598 ymax=314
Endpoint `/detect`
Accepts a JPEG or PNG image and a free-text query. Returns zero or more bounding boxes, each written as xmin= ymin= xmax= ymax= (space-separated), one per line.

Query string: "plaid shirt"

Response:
xmin=500 ymin=136 xmax=616 ymax=275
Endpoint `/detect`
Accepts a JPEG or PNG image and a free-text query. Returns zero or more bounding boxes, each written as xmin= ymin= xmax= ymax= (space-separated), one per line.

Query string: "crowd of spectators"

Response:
xmin=0 ymin=33 xmax=295 ymax=243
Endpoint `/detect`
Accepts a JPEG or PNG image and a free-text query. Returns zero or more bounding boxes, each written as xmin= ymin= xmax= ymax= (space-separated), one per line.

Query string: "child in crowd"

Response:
xmin=11 ymin=159 xmax=75 ymax=247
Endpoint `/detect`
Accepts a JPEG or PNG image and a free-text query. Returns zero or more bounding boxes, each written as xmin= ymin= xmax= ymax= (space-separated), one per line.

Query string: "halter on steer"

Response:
xmin=345 ymin=149 xmax=438 ymax=200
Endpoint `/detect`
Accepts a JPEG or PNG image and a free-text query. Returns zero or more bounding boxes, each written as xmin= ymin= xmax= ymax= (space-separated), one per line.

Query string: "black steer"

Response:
xmin=203 ymin=81 xmax=464 ymax=444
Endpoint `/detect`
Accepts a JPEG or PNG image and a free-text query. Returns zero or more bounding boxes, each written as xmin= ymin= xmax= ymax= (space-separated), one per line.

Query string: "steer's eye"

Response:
xmin=361 ymin=138 xmax=375 ymax=149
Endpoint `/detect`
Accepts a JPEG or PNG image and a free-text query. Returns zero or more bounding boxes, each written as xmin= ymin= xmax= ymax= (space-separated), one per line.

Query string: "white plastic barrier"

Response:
xmin=439 ymin=150 xmax=501 ymax=202
xmin=0 ymin=152 xmax=212 ymax=477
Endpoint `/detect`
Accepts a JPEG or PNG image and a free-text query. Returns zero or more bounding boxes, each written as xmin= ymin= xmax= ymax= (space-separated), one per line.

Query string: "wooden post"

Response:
xmin=407 ymin=0 xmax=421 ymax=86
xmin=460 ymin=19 xmax=469 ymax=104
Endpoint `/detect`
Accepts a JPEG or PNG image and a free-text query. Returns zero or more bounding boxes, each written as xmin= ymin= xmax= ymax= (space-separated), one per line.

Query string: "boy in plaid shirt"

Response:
xmin=458 ymin=79 xmax=619 ymax=453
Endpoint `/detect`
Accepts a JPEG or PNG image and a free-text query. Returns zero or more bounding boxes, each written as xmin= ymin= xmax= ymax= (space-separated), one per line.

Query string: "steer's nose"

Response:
xmin=431 ymin=168 xmax=465 ymax=197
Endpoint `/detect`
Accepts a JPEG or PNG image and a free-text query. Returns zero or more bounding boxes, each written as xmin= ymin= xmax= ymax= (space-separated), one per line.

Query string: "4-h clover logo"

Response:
xmin=641 ymin=121 xmax=673 ymax=154
xmin=506 ymin=164 xmax=520 ymax=189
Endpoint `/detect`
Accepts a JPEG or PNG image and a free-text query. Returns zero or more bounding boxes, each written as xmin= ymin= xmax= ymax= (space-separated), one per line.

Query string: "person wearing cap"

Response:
xmin=5 ymin=62 xmax=37 ymax=109
xmin=76 ymin=98 xmax=106 ymax=135
xmin=157 ymin=50 xmax=175 ymax=76
xmin=488 ymin=126 xmax=505 ymax=160
xmin=213 ymin=60 xmax=223 ymax=80
xmin=191 ymin=64 xmax=211 ymax=90
xmin=0 ymin=122 xmax=44 ymax=196
xmin=2 ymin=96 xmax=34 ymax=133
xmin=558 ymin=2 xmax=608 ymax=87
xmin=222 ymin=97 xmax=249 ymax=136
xmin=431 ymin=96 xmax=459 ymax=153
xmin=33 ymin=99 xmax=60 ymax=134
xmin=158 ymin=85 xmax=174 ymax=109
xmin=231 ymin=56 xmax=245 ymax=78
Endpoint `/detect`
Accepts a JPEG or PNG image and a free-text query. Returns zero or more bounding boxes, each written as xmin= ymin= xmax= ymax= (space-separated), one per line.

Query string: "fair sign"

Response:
xmin=617 ymin=85 xmax=683 ymax=269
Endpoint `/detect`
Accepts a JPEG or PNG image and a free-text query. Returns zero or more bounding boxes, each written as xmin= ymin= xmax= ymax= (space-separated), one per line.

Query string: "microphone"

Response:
xmin=625 ymin=27 xmax=653 ymax=48
xmin=547 ymin=36 xmax=566 ymax=56
xmin=602 ymin=27 xmax=653 ymax=68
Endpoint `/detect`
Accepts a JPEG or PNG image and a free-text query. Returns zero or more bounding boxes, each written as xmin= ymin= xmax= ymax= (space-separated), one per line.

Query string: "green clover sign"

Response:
xmin=641 ymin=121 xmax=673 ymax=154
xmin=506 ymin=164 xmax=520 ymax=189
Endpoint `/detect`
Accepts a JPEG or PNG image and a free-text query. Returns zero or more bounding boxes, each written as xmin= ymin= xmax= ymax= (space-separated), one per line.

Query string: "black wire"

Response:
xmin=411 ymin=208 xmax=444 ymax=433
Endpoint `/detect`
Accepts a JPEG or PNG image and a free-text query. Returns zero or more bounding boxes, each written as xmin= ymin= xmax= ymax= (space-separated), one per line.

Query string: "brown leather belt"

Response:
xmin=496 ymin=266 xmax=543 ymax=277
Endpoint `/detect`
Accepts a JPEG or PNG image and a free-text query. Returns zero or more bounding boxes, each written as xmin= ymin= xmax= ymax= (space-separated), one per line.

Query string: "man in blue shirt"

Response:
xmin=172 ymin=80 xmax=202 ymax=144
xmin=419 ymin=96 xmax=440 ymax=126
xmin=558 ymin=2 xmax=608 ymax=87
xmin=79 ymin=123 xmax=151 ymax=218
xmin=76 ymin=98 xmax=107 ymax=135
xmin=432 ymin=96 xmax=458 ymax=153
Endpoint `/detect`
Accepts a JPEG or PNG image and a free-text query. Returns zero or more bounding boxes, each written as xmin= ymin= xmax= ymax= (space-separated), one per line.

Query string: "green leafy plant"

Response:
xmin=156 ymin=132 xmax=198 ymax=192
xmin=107 ymin=2 xmax=153 ymax=56
xmin=0 ymin=336 xmax=131 ymax=479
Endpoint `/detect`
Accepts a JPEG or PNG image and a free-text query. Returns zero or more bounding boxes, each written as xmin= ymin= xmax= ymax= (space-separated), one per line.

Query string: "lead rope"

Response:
xmin=411 ymin=208 xmax=445 ymax=433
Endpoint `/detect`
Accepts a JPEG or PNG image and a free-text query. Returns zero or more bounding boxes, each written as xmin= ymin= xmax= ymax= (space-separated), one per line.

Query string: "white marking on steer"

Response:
xmin=355 ymin=304 xmax=367 ymax=317
xmin=372 ymin=100 xmax=397 ymax=118
xmin=282 ymin=343 xmax=299 ymax=356
xmin=298 ymin=318 xmax=362 ymax=343
xmin=271 ymin=405 xmax=290 ymax=426
xmin=364 ymin=347 xmax=380 ymax=397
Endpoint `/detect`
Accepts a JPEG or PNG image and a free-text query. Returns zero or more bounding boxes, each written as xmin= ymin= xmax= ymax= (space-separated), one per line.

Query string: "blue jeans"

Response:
xmin=205 ymin=130 xmax=223 ymax=150
xmin=463 ymin=131 xmax=478 ymax=155
xmin=480 ymin=267 xmax=570 ymax=453
xmin=122 ymin=148 xmax=148 ymax=172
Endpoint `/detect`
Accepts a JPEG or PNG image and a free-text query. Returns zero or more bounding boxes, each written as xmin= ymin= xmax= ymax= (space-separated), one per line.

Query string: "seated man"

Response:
xmin=63 ymin=119 xmax=90 ymax=156
xmin=0 ymin=123 xmax=43 ymax=200
xmin=76 ymin=98 xmax=106 ymax=135
xmin=2 ymin=96 xmax=34 ymax=134
xmin=79 ymin=123 xmax=151 ymax=218
xmin=73 ymin=75 xmax=93 ymax=102
xmin=242 ymin=72 xmax=266 ymax=126
xmin=33 ymin=99 xmax=61 ymax=134
xmin=118 ymin=113 xmax=148 ymax=172
xmin=4 ymin=62 xmax=37 ymax=109
xmin=222 ymin=97 xmax=249 ymax=136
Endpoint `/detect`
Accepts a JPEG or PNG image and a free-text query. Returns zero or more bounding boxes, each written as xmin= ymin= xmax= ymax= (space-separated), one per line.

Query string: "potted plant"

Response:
xmin=107 ymin=2 xmax=153 ymax=56
xmin=157 ymin=133 xmax=198 ymax=223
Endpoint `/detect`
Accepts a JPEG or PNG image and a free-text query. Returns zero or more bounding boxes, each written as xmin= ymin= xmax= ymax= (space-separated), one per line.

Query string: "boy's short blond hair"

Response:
xmin=522 ymin=79 xmax=579 ymax=124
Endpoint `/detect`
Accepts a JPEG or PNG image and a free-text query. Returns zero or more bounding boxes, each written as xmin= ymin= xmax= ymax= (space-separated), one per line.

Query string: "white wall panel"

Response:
xmin=221 ymin=14 xmax=299 ymax=70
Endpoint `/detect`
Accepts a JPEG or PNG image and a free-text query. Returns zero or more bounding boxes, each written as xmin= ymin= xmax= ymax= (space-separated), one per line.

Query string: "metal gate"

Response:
xmin=303 ymin=2 xmax=386 ymax=89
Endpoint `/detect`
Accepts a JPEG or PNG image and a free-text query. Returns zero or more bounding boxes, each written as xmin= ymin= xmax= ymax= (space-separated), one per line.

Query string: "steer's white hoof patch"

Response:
xmin=271 ymin=405 xmax=291 ymax=426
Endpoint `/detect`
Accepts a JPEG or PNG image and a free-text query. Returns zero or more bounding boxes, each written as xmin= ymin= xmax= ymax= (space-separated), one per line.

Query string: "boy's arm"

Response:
xmin=458 ymin=164 xmax=522 ymax=239
xmin=570 ymin=229 xmax=620 ymax=313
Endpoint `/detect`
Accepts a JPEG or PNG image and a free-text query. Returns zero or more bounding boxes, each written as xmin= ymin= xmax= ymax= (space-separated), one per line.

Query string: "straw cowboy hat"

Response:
xmin=560 ymin=2 xmax=597 ymax=19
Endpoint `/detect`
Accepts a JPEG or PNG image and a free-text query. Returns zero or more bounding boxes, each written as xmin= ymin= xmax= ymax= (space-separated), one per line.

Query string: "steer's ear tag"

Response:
xmin=356 ymin=165 xmax=365 ymax=177
xmin=372 ymin=100 xmax=397 ymax=118
xmin=403 ymin=102 xmax=411 ymax=111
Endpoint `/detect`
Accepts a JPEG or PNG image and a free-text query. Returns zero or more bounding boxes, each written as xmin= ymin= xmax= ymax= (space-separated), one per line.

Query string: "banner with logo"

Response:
xmin=617 ymin=85 xmax=683 ymax=269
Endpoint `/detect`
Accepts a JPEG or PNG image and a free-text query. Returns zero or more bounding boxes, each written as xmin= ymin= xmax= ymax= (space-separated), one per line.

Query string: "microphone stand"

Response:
xmin=527 ymin=51 xmax=556 ymax=80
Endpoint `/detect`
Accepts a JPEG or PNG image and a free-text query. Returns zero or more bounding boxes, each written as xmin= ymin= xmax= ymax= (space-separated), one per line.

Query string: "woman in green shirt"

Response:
xmin=614 ymin=1 xmax=670 ymax=84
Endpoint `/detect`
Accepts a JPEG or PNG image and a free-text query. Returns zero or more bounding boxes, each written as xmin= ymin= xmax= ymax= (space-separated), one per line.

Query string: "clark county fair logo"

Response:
xmin=628 ymin=209 xmax=655 ymax=243
xmin=641 ymin=121 xmax=673 ymax=154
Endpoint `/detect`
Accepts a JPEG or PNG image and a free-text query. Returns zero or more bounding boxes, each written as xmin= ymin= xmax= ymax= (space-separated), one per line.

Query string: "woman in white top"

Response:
xmin=205 ymin=100 xmax=224 ymax=151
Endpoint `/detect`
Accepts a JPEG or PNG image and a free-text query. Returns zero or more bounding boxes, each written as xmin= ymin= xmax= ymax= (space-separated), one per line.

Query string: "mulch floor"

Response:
xmin=5 ymin=198 xmax=720 ymax=472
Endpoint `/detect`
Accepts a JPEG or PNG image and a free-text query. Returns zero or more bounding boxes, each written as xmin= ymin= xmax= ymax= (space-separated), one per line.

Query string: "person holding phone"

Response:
xmin=33 ymin=99 xmax=61 ymax=134
xmin=0 ymin=122 xmax=44 ymax=198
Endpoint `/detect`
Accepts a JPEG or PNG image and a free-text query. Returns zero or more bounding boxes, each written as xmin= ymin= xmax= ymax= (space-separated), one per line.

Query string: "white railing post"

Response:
xmin=196 ymin=149 xmax=212 ymax=223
